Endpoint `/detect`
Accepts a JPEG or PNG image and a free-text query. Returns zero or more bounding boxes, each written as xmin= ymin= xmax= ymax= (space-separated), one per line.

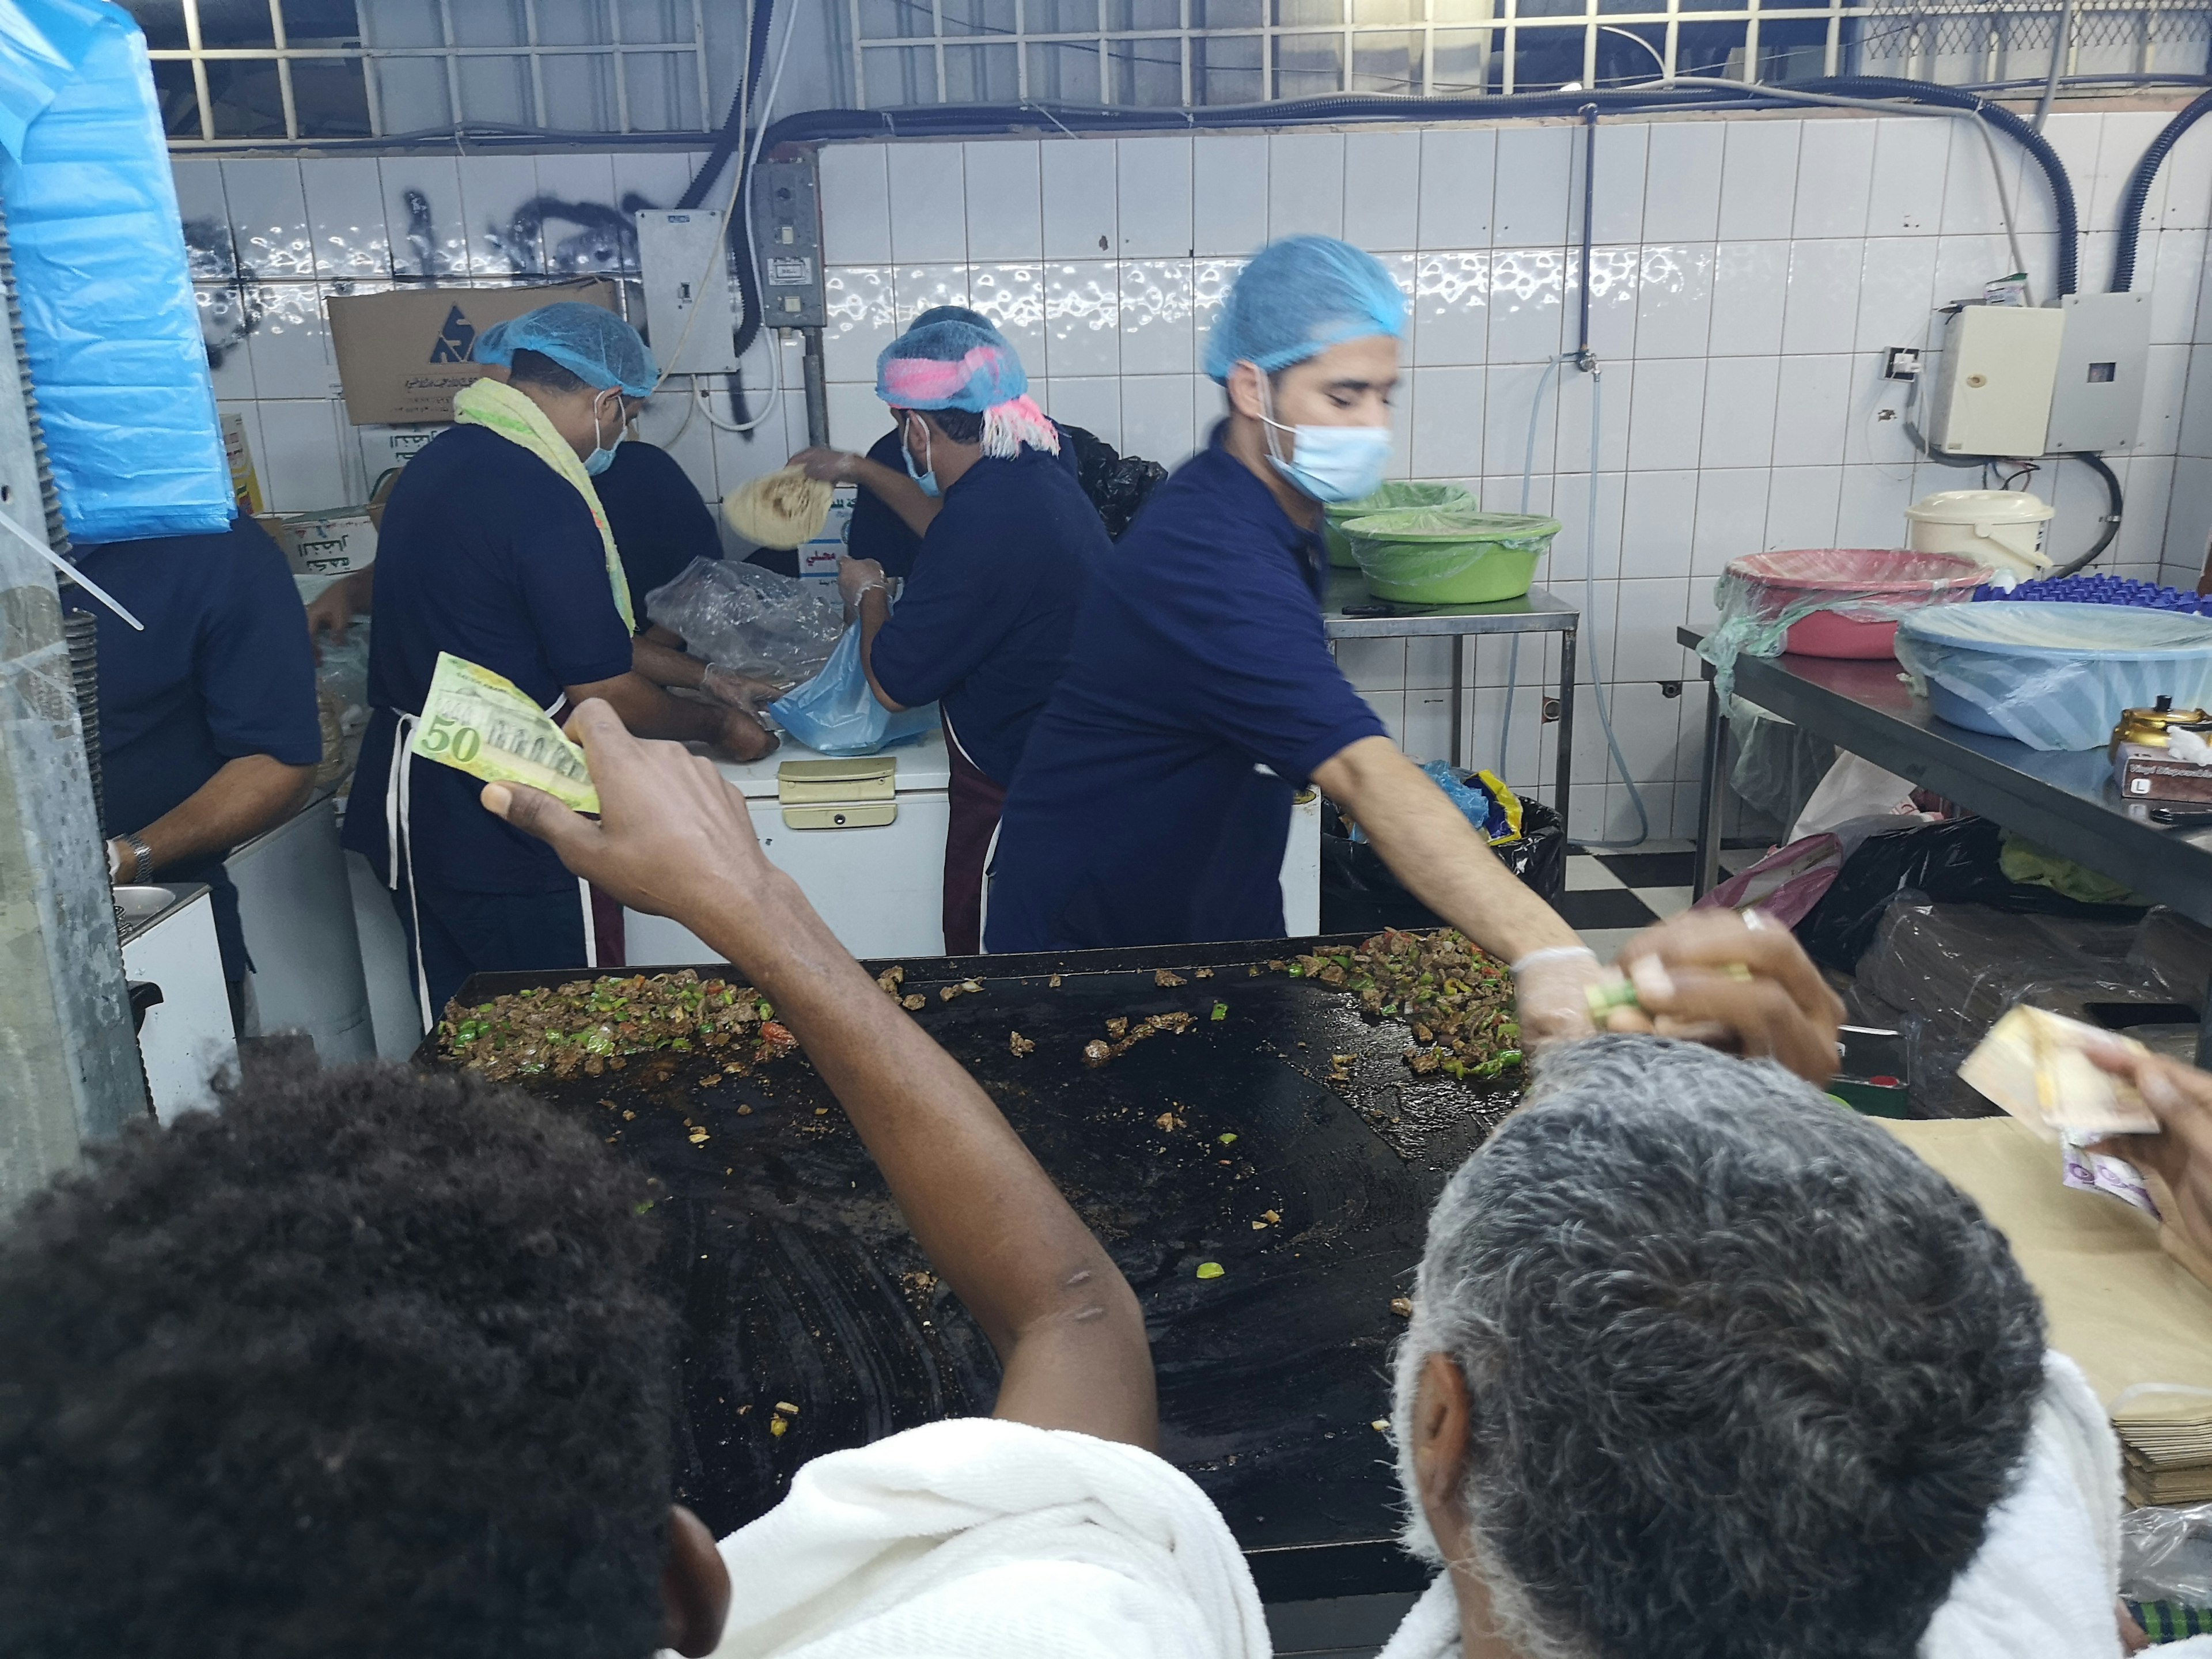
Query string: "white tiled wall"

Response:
xmin=802 ymin=108 xmax=2212 ymax=840
xmin=184 ymin=106 xmax=2212 ymax=840
xmin=173 ymin=146 xmax=810 ymax=539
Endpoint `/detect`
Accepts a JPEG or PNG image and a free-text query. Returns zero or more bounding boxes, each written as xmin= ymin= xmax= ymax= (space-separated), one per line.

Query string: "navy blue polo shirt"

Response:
xmin=986 ymin=426 xmax=1385 ymax=950
xmin=868 ymin=445 xmax=1102 ymax=786
xmin=592 ymin=438 xmax=721 ymax=626
xmin=340 ymin=423 xmax=633 ymax=896
xmin=848 ymin=420 xmax=1082 ymax=579
xmin=64 ymin=517 xmax=322 ymax=979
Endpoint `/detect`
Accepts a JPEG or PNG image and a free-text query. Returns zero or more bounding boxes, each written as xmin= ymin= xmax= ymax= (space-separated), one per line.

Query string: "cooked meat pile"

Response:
xmin=438 ymin=969 xmax=797 ymax=1082
xmin=1285 ymin=928 xmax=1522 ymax=1080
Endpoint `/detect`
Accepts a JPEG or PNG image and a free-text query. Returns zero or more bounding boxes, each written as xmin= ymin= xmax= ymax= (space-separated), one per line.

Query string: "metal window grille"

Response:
xmin=124 ymin=0 xmax=714 ymax=144
xmin=848 ymin=0 xmax=2212 ymax=104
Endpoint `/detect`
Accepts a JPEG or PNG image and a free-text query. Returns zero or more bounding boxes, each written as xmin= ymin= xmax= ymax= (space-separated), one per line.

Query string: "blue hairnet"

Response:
xmin=876 ymin=318 xmax=1028 ymax=412
xmin=472 ymin=302 xmax=657 ymax=396
xmin=876 ymin=317 xmax=1057 ymax=457
xmin=1203 ymin=236 xmax=1408 ymax=384
xmin=911 ymin=304 xmax=998 ymax=335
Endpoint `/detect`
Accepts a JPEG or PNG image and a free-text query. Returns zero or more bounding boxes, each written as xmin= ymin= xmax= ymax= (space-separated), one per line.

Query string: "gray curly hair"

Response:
xmin=1390 ymin=1036 xmax=2046 ymax=1659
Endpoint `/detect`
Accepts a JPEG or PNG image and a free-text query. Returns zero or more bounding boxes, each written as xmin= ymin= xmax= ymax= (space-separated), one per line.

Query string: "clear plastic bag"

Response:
xmin=643 ymin=558 xmax=847 ymax=690
xmin=1726 ymin=697 xmax=1837 ymax=834
xmin=766 ymin=625 xmax=937 ymax=758
xmin=2123 ymin=1502 xmax=2212 ymax=1609
xmin=1896 ymin=601 xmax=2212 ymax=752
xmin=2133 ymin=908 xmax=2212 ymax=1010
xmin=1846 ymin=896 xmax=2162 ymax=1115
xmin=1699 ymin=551 xmax=1983 ymax=702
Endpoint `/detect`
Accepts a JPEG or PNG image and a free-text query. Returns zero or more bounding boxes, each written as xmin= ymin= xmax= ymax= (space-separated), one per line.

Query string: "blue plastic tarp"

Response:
xmin=0 ymin=0 xmax=231 ymax=544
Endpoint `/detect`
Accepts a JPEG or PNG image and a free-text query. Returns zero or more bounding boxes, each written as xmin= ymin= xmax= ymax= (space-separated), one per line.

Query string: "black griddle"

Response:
xmin=422 ymin=933 xmax=1518 ymax=1600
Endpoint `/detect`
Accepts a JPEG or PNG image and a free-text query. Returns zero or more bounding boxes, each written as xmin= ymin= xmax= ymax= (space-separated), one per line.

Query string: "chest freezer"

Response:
xmin=627 ymin=730 xmax=1324 ymax=965
xmin=625 ymin=732 xmax=953 ymax=964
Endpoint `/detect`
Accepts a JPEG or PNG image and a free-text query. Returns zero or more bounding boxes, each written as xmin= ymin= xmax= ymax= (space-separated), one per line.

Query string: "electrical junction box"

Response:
xmin=635 ymin=208 xmax=740 ymax=374
xmin=2046 ymin=291 xmax=2151 ymax=453
xmin=749 ymin=157 xmax=827 ymax=329
xmin=1927 ymin=304 xmax=2065 ymax=458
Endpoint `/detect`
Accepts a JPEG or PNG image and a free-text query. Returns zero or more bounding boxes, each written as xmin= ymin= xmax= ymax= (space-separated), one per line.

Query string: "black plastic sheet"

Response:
xmin=423 ymin=935 xmax=1517 ymax=1597
xmin=1797 ymin=816 xmax=2149 ymax=973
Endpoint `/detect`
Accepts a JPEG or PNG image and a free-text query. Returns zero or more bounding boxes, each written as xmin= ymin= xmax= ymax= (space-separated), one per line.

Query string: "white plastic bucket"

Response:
xmin=1903 ymin=489 xmax=2055 ymax=581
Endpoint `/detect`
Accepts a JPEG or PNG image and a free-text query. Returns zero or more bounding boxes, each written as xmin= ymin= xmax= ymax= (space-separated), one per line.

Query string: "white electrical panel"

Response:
xmin=1927 ymin=304 xmax=2065 ymax=458
xmin=2046 ymin=291 xmax=2151 ymax=453
xmin=634 ymin=209 xmax=738 ymax=374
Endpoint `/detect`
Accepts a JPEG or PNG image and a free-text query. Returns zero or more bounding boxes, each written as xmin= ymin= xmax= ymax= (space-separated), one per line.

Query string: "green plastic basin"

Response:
xmin=1321 ymin=482 xmax=1475 ymax=569
xmin=1343 ymin=507 xmax=1562 ymax=605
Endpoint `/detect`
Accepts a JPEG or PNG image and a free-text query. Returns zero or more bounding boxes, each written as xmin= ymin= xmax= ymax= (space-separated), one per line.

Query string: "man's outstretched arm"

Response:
xmin=483 ymin=702 xmax=1156 ymax=1447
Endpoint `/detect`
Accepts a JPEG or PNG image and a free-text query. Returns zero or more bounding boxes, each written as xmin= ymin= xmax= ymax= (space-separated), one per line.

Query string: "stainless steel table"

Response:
xmin=1325 ymin=573 xmax=1581 ymax=825
xmin=1682 ymin=626 xmax=2212 ymax=1061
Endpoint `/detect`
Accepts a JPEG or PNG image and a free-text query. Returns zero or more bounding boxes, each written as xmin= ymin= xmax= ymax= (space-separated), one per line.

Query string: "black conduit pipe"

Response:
xmin=2050 ymin=452 xmax=2125 ymax=575
xmin=754 ymin=77 xmax=2082 ymax=291
xmin=2111 ymin=85 xmax=2212 ymax=291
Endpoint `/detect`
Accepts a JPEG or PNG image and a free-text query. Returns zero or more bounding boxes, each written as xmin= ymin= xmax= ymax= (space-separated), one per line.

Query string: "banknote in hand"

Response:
xmin=1957 ymin=1003 xmax=2159 ymax=1139
xmin=408 ymin=652 xmax=600 ymax=815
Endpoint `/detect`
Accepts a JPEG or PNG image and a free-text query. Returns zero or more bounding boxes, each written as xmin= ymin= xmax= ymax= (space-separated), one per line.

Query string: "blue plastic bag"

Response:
xmin=0 ymin=0 xmax=232 ymax=544
xmin=1351 ymin=760 xmax=1524 ymax=845
xmin=768 ymin=625 xmax=937 ymax=757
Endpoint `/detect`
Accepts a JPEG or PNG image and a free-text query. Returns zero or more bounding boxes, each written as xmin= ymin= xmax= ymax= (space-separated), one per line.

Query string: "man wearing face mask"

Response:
xmin=809 ymin=317 xmax=1103 ymax=955
xmin=987 ymin=238 xmax=1604 ymax=1047
xmin=340 ymin=302 xmax=775 ymax=1029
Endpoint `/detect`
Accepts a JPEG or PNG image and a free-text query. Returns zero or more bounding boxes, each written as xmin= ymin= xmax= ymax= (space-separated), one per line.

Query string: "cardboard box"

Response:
xmin=325 ymin=279 xmax=621 ymax=426
xmin=796 ymin=491 xmax=855 ymax=580
xmin=221 ymin=411 xmax=263 ymax=514
xmin=265 ymin=507 xmax=378 ymax=577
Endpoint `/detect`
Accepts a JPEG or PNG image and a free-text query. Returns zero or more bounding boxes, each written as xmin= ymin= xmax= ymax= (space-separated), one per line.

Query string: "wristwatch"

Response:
xmin=120 ymin=833 xmax=154 ymax=884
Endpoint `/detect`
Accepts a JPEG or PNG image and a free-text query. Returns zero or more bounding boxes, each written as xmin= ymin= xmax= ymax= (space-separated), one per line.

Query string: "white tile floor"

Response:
xmin=1559 ymin=838 xmax=1768 ymax=958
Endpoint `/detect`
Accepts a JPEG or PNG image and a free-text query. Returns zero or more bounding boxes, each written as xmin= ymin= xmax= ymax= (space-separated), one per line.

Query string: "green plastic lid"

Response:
xmin=1322 ymin=481 xmax=1474 ymax=522
xmin=1343 ymin=506 xmax=1562 ymax=544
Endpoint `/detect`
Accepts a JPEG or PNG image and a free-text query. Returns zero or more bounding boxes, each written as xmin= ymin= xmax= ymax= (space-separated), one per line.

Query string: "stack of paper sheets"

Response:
xmin=1883 ymin=1117 xmax=2212 ymax=1509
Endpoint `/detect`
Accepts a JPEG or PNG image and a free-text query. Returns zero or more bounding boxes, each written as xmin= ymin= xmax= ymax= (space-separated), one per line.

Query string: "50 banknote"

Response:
xmin=408 ymin=652 xmax=600 ymax=815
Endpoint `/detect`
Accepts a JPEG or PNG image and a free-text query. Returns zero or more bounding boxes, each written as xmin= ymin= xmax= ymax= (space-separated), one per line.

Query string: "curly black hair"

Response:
xmin=0 ymin=1062 xmax=676 ymax=1659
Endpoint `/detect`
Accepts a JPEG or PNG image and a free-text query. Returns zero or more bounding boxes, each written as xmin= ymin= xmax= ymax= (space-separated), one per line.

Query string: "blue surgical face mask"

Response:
xmin=901 ymin=413 xmax=941 ymax=499
xmin=1256 ymin=373 xmax=1393 ymax=505
xmin=584 ymin=395 xmax=624 ymax=476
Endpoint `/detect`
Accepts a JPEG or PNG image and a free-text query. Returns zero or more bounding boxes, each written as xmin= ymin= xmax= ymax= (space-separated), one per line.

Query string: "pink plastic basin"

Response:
xmin=1728 ymin=548 xmax=1988 ymax=660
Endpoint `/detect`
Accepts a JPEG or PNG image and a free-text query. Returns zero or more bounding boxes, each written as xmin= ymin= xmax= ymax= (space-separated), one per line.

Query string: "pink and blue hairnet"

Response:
xmin=472 ymin=302 xmax=658 ymax=397
xmin=1203 ymin=236 xmax=1409 ymax=384
xmin=876 ymin=317 xmax=1058 ymax=459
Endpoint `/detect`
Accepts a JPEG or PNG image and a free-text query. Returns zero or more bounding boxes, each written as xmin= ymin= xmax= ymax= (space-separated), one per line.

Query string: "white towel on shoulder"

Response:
xmin=699 ymin=1416 xmax=1270 ymax=1659
xmin=1922 ymin=1350 xmax=2124 ymax=1659
xmin=1374 ymin=1351 xmax=2125 ymax=1659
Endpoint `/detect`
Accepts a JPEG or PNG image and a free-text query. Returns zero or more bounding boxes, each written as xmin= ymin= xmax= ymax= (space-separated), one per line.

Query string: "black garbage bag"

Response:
xmin=1058 ymin=422 xmax=1169 ymax=539
xmin=1797 ymin=815 xmax=2150 ymax=973
xmin=1320 ymin=790 xmax=1566 ymax=935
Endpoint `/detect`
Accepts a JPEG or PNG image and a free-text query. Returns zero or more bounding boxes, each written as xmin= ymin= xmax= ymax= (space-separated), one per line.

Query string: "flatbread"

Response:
xmin=724 ymin=466 xmax=833 ymax=550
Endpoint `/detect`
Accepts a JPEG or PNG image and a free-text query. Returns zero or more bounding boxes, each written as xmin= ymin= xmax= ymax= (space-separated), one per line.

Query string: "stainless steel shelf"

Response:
xmin=1326 ymin=575 xmax=1582 ymax=824
xmin=1682 ymin=627 xmax=2212 ymax=1062
xmin=1321 ymin=571 xmax=1581 ymax=638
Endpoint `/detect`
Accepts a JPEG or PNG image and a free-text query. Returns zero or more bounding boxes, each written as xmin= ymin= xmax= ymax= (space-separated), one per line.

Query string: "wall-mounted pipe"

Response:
xmin=2111 ymin=85 xmax=2212 ymax=291
xmin=757 ymin=74 xmax=2082 ymax=295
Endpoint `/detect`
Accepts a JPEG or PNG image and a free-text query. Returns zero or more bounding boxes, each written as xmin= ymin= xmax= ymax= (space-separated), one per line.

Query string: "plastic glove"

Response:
xmin=836 ymin=554 xmax=887 ymax=609
xmin=1510 ymin=945 xmax=1605 ymax=1054
xmin=699 ymin=665 xmax=779 ymax=714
